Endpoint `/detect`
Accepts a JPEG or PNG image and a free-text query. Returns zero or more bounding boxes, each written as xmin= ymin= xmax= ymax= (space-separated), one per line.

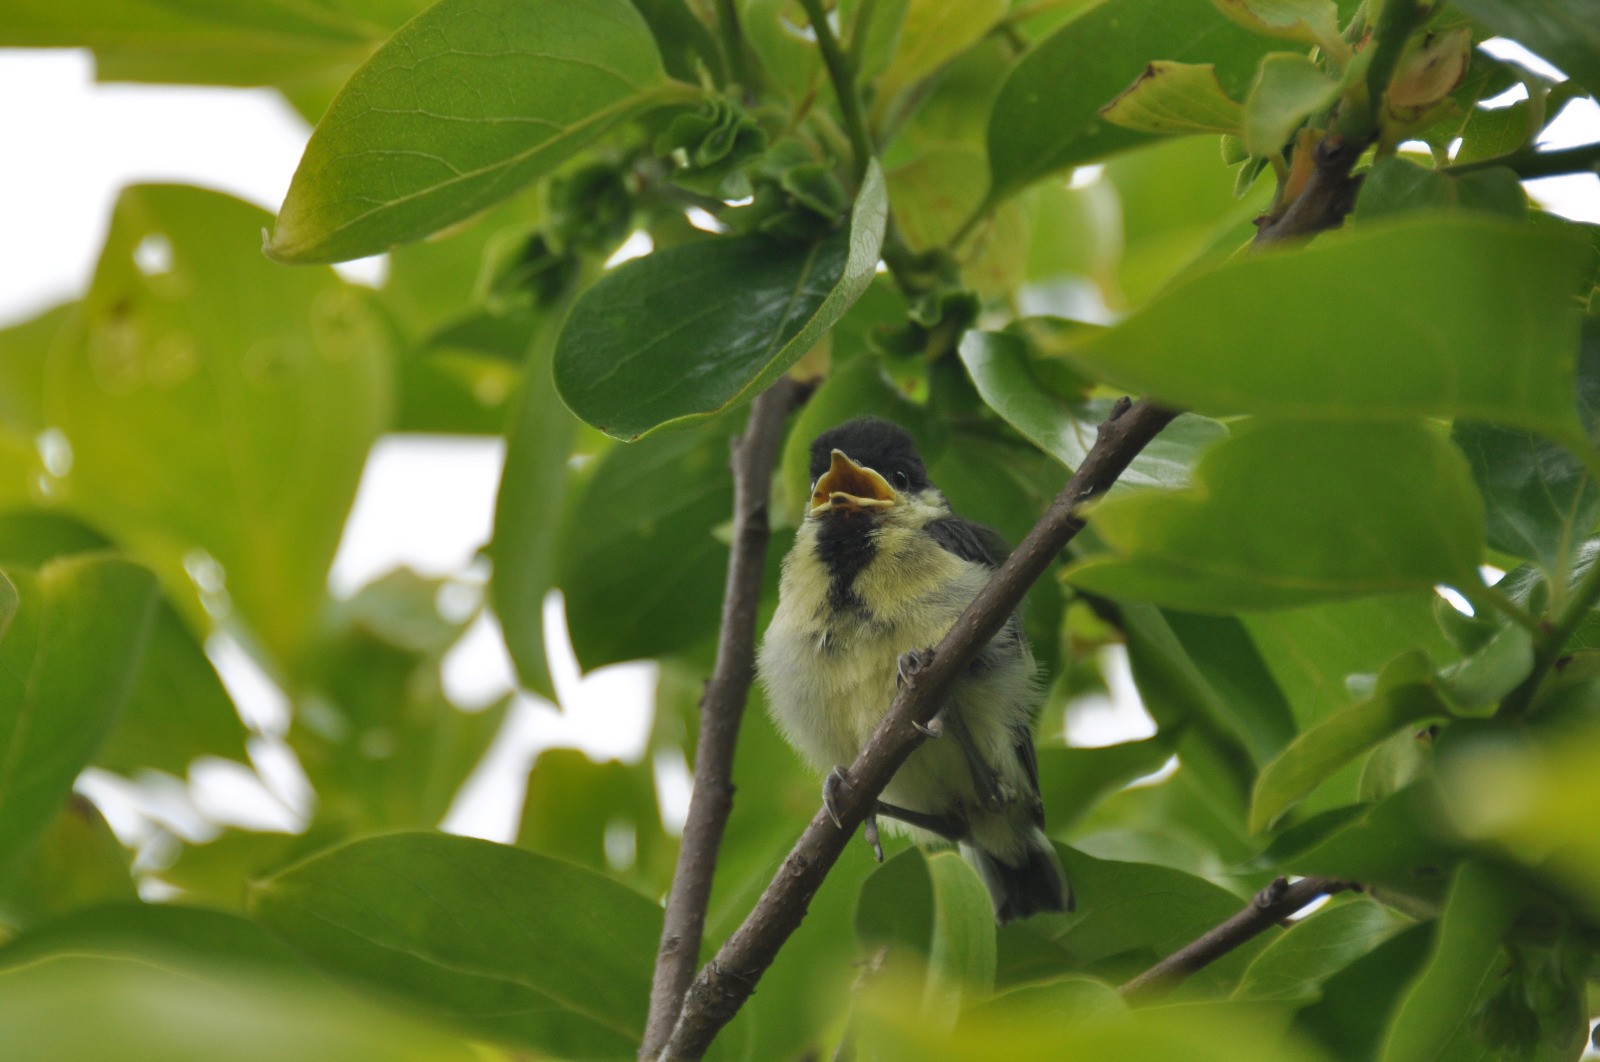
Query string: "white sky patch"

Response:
xmin=1069 ymin=164 xmax=1106 ymax=189
xmin=1478 ymin=37 xmax=1568 ymax=83
xmin=0 ymin=49 xmax=310 ymax=327
xmin=604 ymin=229 xmax=654 ymax=268
xmin=205 ymin=631 xmax=291 ymax=735
xmin=653 ymin=746 xmax=693 ymax=836
xmin=188 ymin=755 xmax=302 ymax=833
xmin=1436 ymin=584 xmax=1475 ymax=617
xmin=331 ymin=252 xmax=390 ymax=288
xmin=684 ymin=206 xmax=727 ymax=234
xmin=440 ymin=610 xmax=519 ymax=711
xmin=1065 ymin=645 xmax=1158 ymax=748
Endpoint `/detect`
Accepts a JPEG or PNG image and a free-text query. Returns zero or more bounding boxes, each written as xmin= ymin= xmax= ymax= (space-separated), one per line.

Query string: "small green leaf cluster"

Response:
xmin=1 ymin=0 xmax=1599 ymax=1060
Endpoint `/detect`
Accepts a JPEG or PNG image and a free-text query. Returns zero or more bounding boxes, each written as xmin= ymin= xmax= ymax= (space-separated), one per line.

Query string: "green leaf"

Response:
xmin=959 ymin=330 xmax=1229 ymax=489
xmin=987 ymin=0 xmax=1277 ymax=200
xmin=1067 ymin=419 xmax=1487 ymax=612
xmin=1242 ymin=53 xmax=1341 ymax=157
xmin=1354 ymin=157 xmax=1528 ymax=222
xmin=1035 ymin=735 xmax=1178 ymax=833
xmin=629 ymin=0 xmax=725 ymax=85
xmin=489 ymin=306 xmax=579 ymax=697
xmin=267 ymin=0 xmax=688 ymax=263
xmin=1164 ymin=610 xmax=1299 ymax=761
xmin=1434 ymin=622 xmax=1534 ymax=713
xmin=1214 ymin=0 xmax=1343 ymax=51
xmin=249 ymin=832 xmax=662 ymax=1058
xmin=1057 ymin=216 xmax=1590 ymax=443
xmin=553 ymin=415 xmax=732 ymax=671
xmin=1250 ymin=654 xmax=1447 ymax=832
xmin=1447 ymin=0 xmax=1600 ymax=97
xmin=1379 ymin=862 xmax=1521 ymax=1062
xmin=556 ymin=162 xmax=887 ymax=440
xmin=0 ymin=904 xmax=477 ymax=1062
xmin=1455 ymin=100 xmax=1536 ymax=166
xmin=1451 ymin=316 xmax=1600 ymax=578
xmin=859 ymin=848 xmax=996 ymax=1016
xmin=1294 ymin=922 xmax=1436 ymax=1060
xmin=48 ymin=185 xmax=391 ymax=663
xmin=1288 ymin=783 xmax=1462 ymax=901
xmin=1232 ymin=898 xmax=1404 ymax=1002
xmin=0 ymin=796 xmax=135 ymax=931
xmin=874 ymin=0 xmax=1006 ymax=109
xmin=0 ymin=557 xmax=156 ymax=873
xmin=1101 ymin=62 xmax=1245 ymax=137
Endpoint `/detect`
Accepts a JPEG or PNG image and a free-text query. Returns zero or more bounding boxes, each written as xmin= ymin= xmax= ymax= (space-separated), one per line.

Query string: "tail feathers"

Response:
xmin=962 ymin=832 xmax=1072 ymax=925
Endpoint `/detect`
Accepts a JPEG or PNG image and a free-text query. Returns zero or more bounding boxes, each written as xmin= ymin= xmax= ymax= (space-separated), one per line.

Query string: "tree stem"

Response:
xmin=715 ymin=0 xmax=750 ymax=91
xmin=656 ymin=397 xmax=1180 ymax=1060
xmin=798 ymin=0 xmax=874 ymax=182
xmin=638 ymin=377 xmax=809 ymax=1061
xmin=1445 ymin=141 xmax=1600 ymax=180
xmin=1119 ymin=877 xmax=1351 ymax=1004
xmin=1498 ymin=543 xmax=1600 ymax=718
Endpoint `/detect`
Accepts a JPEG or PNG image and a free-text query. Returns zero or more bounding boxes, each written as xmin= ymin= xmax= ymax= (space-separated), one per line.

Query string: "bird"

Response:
xmin=757 ymin=416 xmax=1070 ymax=924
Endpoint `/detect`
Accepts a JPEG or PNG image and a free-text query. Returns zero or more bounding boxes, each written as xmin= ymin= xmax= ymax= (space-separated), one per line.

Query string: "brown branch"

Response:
xmin=639 ymin=376 xmax=810 ymax=1060
xmin=1252 ymin=132 xmax=1369 ymax=246
xmin=656 ymin=397 xmax=1179 ymax=1060
xmin=1118 ymin=876 xmax=1352 ymax=1005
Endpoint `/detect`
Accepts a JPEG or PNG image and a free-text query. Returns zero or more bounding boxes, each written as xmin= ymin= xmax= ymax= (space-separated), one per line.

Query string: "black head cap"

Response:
xmin=809 ymin=417 xmax=930 ymax=491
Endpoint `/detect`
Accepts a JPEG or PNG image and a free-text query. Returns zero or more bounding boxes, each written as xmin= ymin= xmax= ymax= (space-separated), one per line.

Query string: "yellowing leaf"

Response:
xmin=1243 ymin=52 xmax=1341 ymax=157
xmin=1101 ymin=61 xmax=1245 ymax=136
xmin=1387 ymin=26 xmax=1472 ymax=109
xmin=1213 ymin=0 xmax=1344 ymax=54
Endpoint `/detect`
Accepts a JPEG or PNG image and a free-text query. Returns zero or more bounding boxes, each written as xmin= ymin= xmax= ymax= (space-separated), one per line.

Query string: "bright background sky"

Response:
xmin=2 ymin=43 xmax=1597 ymax=876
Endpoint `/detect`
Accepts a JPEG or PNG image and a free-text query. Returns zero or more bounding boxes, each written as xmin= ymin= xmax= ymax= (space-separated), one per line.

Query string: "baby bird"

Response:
xmin=758 ymin=417 xmax=1069 ymax=923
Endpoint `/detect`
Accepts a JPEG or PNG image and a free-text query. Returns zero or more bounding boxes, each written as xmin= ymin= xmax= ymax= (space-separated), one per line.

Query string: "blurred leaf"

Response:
xmin=629 ymin=0 xmax=724 ymax=85
xmin=1059 ymin=217 xmax=1590 ymax=444
xmin=959 ymin=330 xmax=1229 ymax=490
xmin=490 ymin=304 xmax=579 ymax=697
xmin=517 ymin=747 xmax=677 ymax=895
xmin=1379 ymin=861 xmax=1520 ymax=1062
xmin=998 ymin=845 xmax=1264 ymax=993
xmin=875 ymin=0 xmax=1005 ymax=111
xmin=556 ymin=162 xmax=887 ymax=440
xmin=0 ymin=558 xmax=155 ymax=874
xmin=738 ymin=0 xmax=820 ymax=104
xmin=162 ymin=827 xmax=344 ymax=913
xmin=1447 ymin=0 xmax=1600 ymax=97
xmin=1354 ymin=157 xmax=1528 ymax=222
xmin=858 ymin=846 xmax=937 ymax=955
xmin=1035 ymin=734 xmax=1177 ymax=834
xmin=250 ymin=832 xmax=661 ymax=1058
xmin=1214 ymin=0 xmax=1342 ymax=49
xmin=1288 ymin=783 xmax=1462 ymax=902
xmin=268 ymin=0 xmax=687 ymax=263
xmin=0 ymin=301 xmax=70 ymax=437
xmin=1232 ymin=898 xmax=1404 ymax=1002
xmin=554 ymin=413 xmax=731 ymax=671
xmin=48 ymin=184 xmax=391 ymax=663
xmin=1434 ymin=622 xmax=1534 ymax=713
xmin=1101 ymin=62 xmax=1244 ymax=137
xmin=0 ymin=901 xmax=309 ymax=975
xmin=857 ymin=848 xmax=996 ymax=1017
xmin=960 ymin=974 xmax=1127 ymax=1030
xmin=1294 ymin=921 xmax=1436 ymax=1060
xmin=986 ymin=0 xmax=1275 ymax=200
xmin=0 ymin=796 xmax=134 ymax=931
xmin=1242 ymin=53 xmax=1340 ymax=157
xmin=1250 ymin=653 xmax=1447 ymax=832
xmin=1455 ymin=100 xmax=1535 ymax=166
xmin=1452 ymin=316 xmax=1600 ymax=580
xmin=1068 ymin=420 xmax=1487 ymax=612
xmin=1163 ymin=611 xmax=1298 ymax=762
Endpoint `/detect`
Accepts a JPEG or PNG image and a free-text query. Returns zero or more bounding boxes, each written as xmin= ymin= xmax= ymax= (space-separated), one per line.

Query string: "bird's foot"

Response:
xmin=863 ymin=810 xmax=883 ymax=863
xmin=913 ymin=713 xmax=944 ymax=739
xmin=896 ymin=647 xmax=934 ymax=690
xmin=822 ymin=765 xmax=851 ymax=829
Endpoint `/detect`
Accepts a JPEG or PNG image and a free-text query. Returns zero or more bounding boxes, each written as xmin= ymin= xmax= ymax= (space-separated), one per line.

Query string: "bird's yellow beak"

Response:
xmin=810 ymin=450 xmax=898 ymax=517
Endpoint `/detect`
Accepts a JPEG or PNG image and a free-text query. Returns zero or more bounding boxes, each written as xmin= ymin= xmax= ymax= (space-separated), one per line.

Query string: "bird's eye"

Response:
xmin=892 ymin=469 xmax=909 ymax=489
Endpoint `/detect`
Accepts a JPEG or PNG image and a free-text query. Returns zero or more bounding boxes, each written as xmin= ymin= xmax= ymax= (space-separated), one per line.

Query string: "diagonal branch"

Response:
xmin=639 ymin=376 xmax=810 ymax=1061
xmin=657 ymin=397 xmax=1179 ymax=1060
xmin=1118 ymin=876 xmax=1352 ymax=1004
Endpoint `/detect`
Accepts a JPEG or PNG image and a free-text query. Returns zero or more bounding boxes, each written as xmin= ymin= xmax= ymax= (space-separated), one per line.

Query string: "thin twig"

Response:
xmin=1499 ymin=544 xmax=1600 ymax=718
xmin=639 ymin=377 xmax=810 ymax=1061
xmin=1118 ymin=876 xmax=1351 ymax=1004
xmin=798 ymin=0 xmax=874 ymax=183
xmin=1252 ymin=132 xmax=1368 ymax=245
xmin=657 ymin=397 xmax=1180 ymax=1060
xmin=1445 ymin=141 xmax=1600 ymax=180
xmin=714 ymin=0 xmax=749 ymax=91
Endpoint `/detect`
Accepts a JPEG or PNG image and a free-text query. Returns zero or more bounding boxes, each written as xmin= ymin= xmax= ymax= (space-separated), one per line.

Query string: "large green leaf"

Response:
xmin=1250 ymin=654 xmax=1448 ymax=832
xmin=0 ymin=797 xmax=135 ymax=931
xmin=1286 ymin=783 xmax=1463 ymax=902
xmin=489 ymin=303 xmax=579 ymax=697
xmin=1057 ymin=217 xmax=1591 ymax=446
xmin=1294 ymin=922 xmax=1436 ymax=1060
xmin=553 ymin=414 xmax=732 ymax=671
xmin=47 ymin=185 xmax=391 ymax=663
xmin=1448 ymin=0 xmax=1600 ymax=97
xmin=249 ymin=832 xmax=662 ymax=1058
xmin=857 ymin=847 xmax=997 ymax=1017
xmin=958 ymin=330 xmax=1228 ymax=490
xmin=986 ymin=0 xmax=1276 ymax=201
xmin=1379 ymin=862 xmax=1521 ymax=1062
xmin=267 ymin=0 xmax=690 ymax=263
xmin=555 ymin=162 xmax=888 ymax=440
xmin=1452 ymin=317 xmax=1600 ymax=581
xmin=1034 ymin=734 xmax=1177 ymax=834
xmin=1232 ymin=898 xmax=1404 ymax=1003
xmin=1067 ymin=419 xmax=1487 ymax=612
xmin=0 ymin=557 xmax=156 ymax=873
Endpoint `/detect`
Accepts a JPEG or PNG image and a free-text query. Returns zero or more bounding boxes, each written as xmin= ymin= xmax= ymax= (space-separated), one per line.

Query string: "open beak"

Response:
xmin=810 ymin=450 xmax=898 ymax=517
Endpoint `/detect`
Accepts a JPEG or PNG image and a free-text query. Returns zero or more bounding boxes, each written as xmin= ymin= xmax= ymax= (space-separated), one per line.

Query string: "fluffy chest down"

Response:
xmin=758 ymin=517 xmax=997 ymax=771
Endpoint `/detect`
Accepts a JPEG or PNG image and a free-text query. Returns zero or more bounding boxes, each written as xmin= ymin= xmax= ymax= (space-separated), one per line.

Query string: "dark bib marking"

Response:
xmin=814 ymin=514 xmax=877 ymax=614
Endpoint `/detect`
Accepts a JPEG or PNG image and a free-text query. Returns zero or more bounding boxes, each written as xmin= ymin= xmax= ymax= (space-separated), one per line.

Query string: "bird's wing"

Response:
xmin=1012 ymin=723 xmax=1046 ymax=827
xmin=925 ymin=516 xmax=1010 ymax=570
